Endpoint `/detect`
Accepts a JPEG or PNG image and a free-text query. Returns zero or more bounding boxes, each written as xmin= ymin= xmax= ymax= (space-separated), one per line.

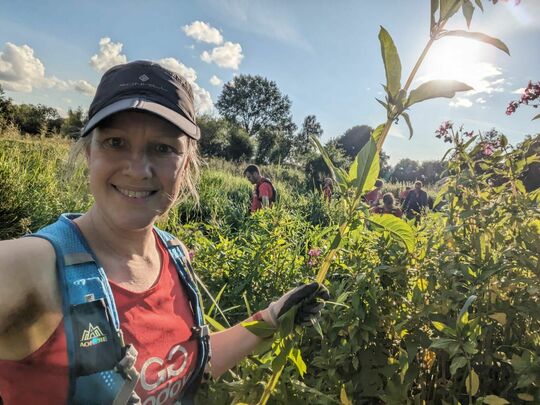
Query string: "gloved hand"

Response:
xmin=259 ymin=282 xmax=330 ymax=328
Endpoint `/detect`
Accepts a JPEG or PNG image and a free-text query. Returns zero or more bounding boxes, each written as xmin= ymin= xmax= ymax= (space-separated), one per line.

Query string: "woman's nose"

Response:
xmin=123 ymin=150 xmax=152 ymax=179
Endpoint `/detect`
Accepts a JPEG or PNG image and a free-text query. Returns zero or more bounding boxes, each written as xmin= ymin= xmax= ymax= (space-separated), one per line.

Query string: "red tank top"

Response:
xmin=0 ymin=233 xmax=198 ymax=405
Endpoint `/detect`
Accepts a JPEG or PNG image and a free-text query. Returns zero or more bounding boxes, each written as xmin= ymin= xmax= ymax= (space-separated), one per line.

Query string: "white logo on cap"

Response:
xmin=139 ymin=74 xmax=150 ymax=82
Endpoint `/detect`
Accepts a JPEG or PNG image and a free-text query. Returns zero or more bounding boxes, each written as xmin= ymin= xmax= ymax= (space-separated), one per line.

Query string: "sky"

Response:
xmin=0 ymin=0 xmax=538 ymax=165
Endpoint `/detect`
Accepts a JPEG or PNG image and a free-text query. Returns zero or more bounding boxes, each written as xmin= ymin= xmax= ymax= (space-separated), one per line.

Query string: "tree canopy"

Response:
xmin=216 ymin=74 xmax=296 ymax=137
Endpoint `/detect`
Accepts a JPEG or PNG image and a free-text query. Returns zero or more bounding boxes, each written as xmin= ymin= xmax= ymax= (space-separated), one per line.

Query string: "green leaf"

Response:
xmin=474 ymin=0 xmax=484 ymax=12
xmin=433 ymin=180 xmax=449 ymax=209
xmin=458 ymin=295 xmax=477 ymax=325
xmin=483 ymin=395 xmax=510 ymax=405
xmin=378 ymin=26 xmax=402 ymax=98
xmin=241 ymin=319 xmax=276 ymax=338
xmin=401 ymin=112 xmax=413 ymax=139
xmin=376 ymin=98 xmax=389 ymax=110
xmin=288 ymin=348 xmax=307 ymax=378
xmin=205 ymin=314 xmax=226 ymax=332
xmin=407 ymin=80 xmax=473 ymax=107
xmin=441 ymin=30 xmax=510 ymax=55
xmin=430 ymin=337 xmax=457 ymax=351
xmin=278 ymin=303 xmax=300 ymax=338
xmin=367 ymin=214 xmax=415 ymax=253
xmin=465 ymin=369 xmax=480 ymax=396
xmin=340 ymin=385 xmax=353 ymax=405
xmin=371 ymin=123 xmax=386 ymax=143
xmin=432 ymin=321 xmax=457 ymax=337
xmin=431 ymin=0 xmax=440 ymax=28
xmin=450 ymin=356 xmax=467 ymax=375
xmin=462 ymin=0 xmax=475 ymax=28
xmin=348 ymin=137 xmax=380 ymax=195
xmin=532 ymin=113 xmax=540 ymax=120
xmin=311 ymin=135 xmax=349 ymax=187
xmin=440 ymin=0 xmax=463 ymax=21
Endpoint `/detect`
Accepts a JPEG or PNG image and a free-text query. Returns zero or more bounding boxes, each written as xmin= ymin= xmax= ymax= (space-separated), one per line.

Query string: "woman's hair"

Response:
xmin=382 ymin=192 xmax=395 ymax=206
xmin=66 ymin=126 xmax=201 ymax=207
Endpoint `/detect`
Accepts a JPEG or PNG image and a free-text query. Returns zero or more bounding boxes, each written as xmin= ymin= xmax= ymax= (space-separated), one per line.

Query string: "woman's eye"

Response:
xmin=104 ymin=137 xmax=125 ymax=148
xmin=154 ymin=144 xmax=177 ymax=154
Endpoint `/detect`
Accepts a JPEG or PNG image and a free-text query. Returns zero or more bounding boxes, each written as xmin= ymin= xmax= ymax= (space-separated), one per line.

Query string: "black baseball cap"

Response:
xmin=80 ymin=60 xmax=200 ymax=140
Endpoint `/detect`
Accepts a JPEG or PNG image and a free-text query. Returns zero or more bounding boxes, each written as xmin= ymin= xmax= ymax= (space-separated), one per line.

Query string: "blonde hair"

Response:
xmin=66 ymin=128 xmax=201 ymax=207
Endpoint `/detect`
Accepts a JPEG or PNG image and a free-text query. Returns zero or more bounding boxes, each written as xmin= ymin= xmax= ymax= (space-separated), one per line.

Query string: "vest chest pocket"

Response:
xmin=70 ymin=299 xmax=122 ymax=376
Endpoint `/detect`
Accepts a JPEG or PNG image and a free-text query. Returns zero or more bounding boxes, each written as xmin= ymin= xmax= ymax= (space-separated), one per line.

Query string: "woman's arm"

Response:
xmin=207 ymin=283 xmax=329 ymax=379
xmin=0 ymin=237 xmax=61 ymax=359
xmin=208 ymin=312 xmax=267 ymax=379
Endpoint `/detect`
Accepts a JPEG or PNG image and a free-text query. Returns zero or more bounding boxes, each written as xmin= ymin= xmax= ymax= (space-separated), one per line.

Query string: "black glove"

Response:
xmin=263 ymin=282 xmax=330 ymax=327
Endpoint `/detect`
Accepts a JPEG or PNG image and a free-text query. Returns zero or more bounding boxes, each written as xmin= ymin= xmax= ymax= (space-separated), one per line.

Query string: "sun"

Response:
xmin=417 ymin=36 xmax=489 ymax=90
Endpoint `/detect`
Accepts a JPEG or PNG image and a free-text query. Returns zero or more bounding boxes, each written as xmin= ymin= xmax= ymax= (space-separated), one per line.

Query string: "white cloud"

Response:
xmin=90 ymin=37 xmax=127 ymax=73
xmin=156 ymin=57 xmax=214 ymax=114
xmin=0 ymin=42 xmax=95 ymax=95
xmin=512 ymin=87 xmax=525 ymax=94
xmin=209 ymin=75 xmax=222 ymax=86
xmin=389 ymin=127 xmax=405 ymax=139
xmin=0 ymin=42 xmax=46 ymax=92
xmin=475 ymin=97 xmax=487 ymax=104
xmin=182 ymin=21 xmax=223 ymax=45
xmin=449 ymin=97 xmax=473 ymax=108
xmin=201 ymin=41 xmax=243 ymax=70
xmin=71 ymin=80 xmax=96 ymax=95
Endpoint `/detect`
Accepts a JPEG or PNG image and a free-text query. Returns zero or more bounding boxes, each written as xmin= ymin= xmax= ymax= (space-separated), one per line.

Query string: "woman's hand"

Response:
xmin=259 ymin=282 xmax=330 ymax=328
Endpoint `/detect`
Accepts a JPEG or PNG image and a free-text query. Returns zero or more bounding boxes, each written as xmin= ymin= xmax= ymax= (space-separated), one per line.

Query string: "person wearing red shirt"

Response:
xmin=322 ymin=178 xmax=334 ymax=202
xmin=0 ymin=61 xmax=327 ymax=405
xmin=370 ymin=193 xmax=403 ymax=218
xmin=244 ymin=164 xmax=276 ymax=213
xmin=363 ymin=179 xmax=384 ymax=206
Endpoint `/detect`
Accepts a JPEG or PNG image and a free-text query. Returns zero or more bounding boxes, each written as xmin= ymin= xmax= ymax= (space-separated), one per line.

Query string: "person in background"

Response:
xmin=402 ymin=180 xmax=429 ymax=221
xmin=370 ymin=193 xmax=403 ymax=218
xmin=363 ymin=179 xmax=384 ymax=206
xmin=322 ymin=177 xmax=334 ymax=202
xmin=244 ymin=164 xmax=276 ymax=213
xmin=0 ymin=61 xmax=327 ymax=405
xmin=399 ymin=186 xmax=411 ymax=203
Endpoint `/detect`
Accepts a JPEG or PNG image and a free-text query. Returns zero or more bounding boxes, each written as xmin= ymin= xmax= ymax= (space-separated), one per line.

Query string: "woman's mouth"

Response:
xmin=113 ymin=185 xmax=157 ymax=199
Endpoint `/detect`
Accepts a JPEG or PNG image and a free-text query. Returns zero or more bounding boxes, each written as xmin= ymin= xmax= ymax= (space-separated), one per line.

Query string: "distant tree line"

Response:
xmin=1 ymin=76 xmax=447 ymax=186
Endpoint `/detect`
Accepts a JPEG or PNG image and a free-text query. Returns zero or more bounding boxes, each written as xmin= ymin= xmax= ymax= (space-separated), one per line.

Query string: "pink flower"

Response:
xmin=464 ymin=130 xmax=474 ymax=138
xmin=307 ymin=259 xmax=316 ymax=267
xmin=481 ymin=143 xmax=495 ymax=156
xmin=506 ymin=101 xmax=519 ymax=115
xmin=308 ymin=248 xmax=322 ymax=257
xmin=188 ymin=250 xmax=196 ymax=261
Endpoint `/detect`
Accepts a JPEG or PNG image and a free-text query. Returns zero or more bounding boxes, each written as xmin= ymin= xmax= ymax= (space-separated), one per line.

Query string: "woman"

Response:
xmin=0 ymin=60 xmax=327 ymax=405
xmin=370 ymin=192 xmax=403 ymax=218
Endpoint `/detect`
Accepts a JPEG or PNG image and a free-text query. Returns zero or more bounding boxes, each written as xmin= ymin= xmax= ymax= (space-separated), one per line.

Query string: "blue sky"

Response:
xmin=0 ymin=0 xmax=538 ymax=164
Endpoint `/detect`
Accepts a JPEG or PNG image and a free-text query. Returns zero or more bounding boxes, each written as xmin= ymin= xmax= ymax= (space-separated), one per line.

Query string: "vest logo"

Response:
xmin=139 ymin=74 xmax=150 ymax=82
xmin=80 ymin=323 xmax=108 ymax=347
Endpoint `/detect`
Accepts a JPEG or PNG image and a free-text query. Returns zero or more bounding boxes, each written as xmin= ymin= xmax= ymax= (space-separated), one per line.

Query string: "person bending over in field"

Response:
xmin=363 ymin=179 xmax=384 ymax=207
xmin=0 ymin=61 xmax=328 ymax=405
xmin=243 ymin=164 xmax=276 ymax=213
xmin=370 ymin=193 xmax=403 ymax=218
xmin=322 ymin=177 xmax=334 ymax=202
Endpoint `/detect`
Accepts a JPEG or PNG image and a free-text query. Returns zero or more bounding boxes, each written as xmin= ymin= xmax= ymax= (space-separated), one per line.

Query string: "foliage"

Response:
xmin=335 ymin=125 xmax=373 ymax=159
xmin=216 ymin=74 xmax=297 ymax=137
xmin=291 ymin=115 xmax=324 ymax=163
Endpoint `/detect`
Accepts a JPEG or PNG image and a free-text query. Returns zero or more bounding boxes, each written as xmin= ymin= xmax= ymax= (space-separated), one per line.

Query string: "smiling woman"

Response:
xmin=0 ymin=60 xmax=328 ymax=405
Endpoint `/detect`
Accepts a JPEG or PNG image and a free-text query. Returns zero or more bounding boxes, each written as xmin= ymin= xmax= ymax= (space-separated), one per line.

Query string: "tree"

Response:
xmin=255 ymin=128 xmax=293 ymax=164
xmin=216 ymin=74 xmax=296 ymax=137
xmin=391 ymin=158 xmax=420 ymax=183
xmin=12 ymin=103 xmax=60 ymax=135
xmin=291 ymin=115 xmax=323 ymax=163
xmin=197 ymin=114 xmax=230 ymax=158
xmin=226 ymin=126 xmax=255 ymax=162
xmin=418 ymin=160 xmax=446 ymax=184
xmin=0 ymin=85 xmax=15 ymax=127
xmin=60 ymin=107 xmax=85 ymax=138
xmin=335 ymin=125 xmax=373 ymax=159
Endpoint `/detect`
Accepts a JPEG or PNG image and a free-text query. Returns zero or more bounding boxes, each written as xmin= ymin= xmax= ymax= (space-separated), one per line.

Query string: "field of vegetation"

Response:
xmin=1 ymin=122 xmax=539 ymax=404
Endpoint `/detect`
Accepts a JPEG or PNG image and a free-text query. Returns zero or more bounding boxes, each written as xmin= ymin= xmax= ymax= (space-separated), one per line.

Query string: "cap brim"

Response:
xmin=80 ymin=98 xmax=200 ymax=140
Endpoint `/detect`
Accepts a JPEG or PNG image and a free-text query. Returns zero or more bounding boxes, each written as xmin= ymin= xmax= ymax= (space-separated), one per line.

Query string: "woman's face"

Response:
xmin=86 ymin=111 xmax=188 ymax=230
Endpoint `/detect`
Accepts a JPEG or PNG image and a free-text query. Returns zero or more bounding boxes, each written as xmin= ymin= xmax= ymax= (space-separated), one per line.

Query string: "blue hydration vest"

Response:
xmin=30 ymin=214 xmax=210 ymax=405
